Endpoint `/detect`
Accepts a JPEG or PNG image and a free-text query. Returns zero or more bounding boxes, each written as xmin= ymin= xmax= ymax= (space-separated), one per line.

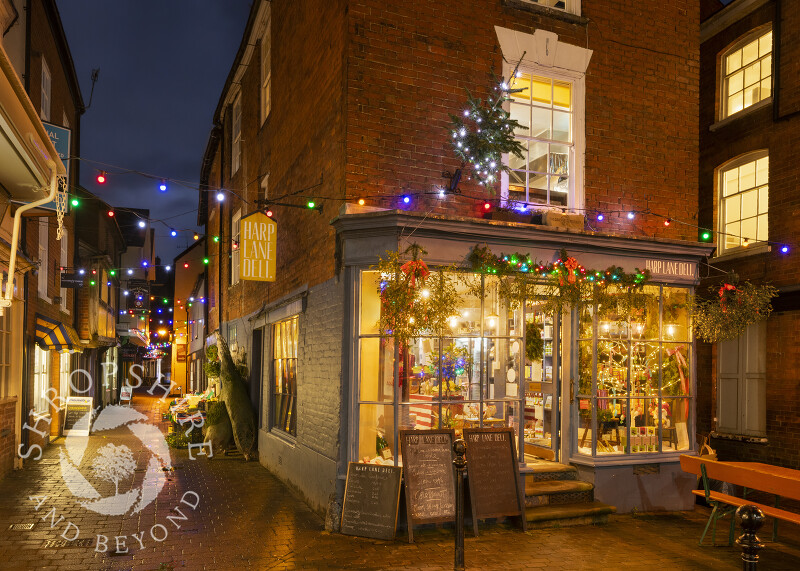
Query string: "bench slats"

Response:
xmin=681 ymin=455 xmax=800 ymax=501
xmin=691 ymin=490 xmax=800 ymax=525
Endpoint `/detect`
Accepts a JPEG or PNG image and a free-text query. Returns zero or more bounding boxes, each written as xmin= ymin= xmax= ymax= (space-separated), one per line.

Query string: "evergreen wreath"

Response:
xmin=691 ymin=277 xmax=778 ymax=342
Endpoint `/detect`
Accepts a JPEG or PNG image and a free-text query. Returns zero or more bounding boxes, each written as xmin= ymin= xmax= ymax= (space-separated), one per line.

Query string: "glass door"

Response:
xmin=523 ymin=301 xmax=560 ymax=462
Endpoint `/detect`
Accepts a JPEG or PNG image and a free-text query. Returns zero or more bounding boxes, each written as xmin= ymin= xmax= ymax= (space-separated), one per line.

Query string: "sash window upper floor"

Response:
xmin=721 ymin=27 xmax=772 ymax=120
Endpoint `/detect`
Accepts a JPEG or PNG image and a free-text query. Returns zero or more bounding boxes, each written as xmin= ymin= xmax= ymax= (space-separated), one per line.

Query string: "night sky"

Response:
xmin=57 ymin=1 xmax=251 ymax=263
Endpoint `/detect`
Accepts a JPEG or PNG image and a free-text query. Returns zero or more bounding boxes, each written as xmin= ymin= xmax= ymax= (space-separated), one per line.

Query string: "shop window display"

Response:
xmin=357 ymin=272 xmax=524 ymax=466
xmin=576 ymin=285 xmax=692 ymax=456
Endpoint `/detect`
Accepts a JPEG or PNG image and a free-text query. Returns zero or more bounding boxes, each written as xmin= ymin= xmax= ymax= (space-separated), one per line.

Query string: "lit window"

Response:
xmin=260 ymin=6 xmax=272 ymax=124
xmin=231 ymin=94 xmax=242 ymax=174
xmin=719 ymin=152 xmax=768 ymax=252
xmin=33 ymin=346 xmax=50 ymax=414
xmin=504 ymin=72 xmax=575 ymax=208
xmin=272 ymin=316 xmax=298 ymax=436
xmin=722 ymin=28 xmax=772 ymax=118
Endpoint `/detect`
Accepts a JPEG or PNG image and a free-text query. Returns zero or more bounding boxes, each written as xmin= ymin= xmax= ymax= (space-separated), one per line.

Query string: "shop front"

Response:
xmin=336 ymin=208 xmax=713 ymax=512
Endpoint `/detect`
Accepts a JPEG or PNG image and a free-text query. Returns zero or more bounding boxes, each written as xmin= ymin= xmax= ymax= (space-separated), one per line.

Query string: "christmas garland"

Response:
xmin=691 ymin=278 xmax=778 ymax=342
xmin=468 ymin=245 xmax=651 ymax=313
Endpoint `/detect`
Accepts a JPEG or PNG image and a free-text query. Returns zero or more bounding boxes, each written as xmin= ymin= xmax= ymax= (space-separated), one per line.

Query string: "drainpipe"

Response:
xmin=0 ymin=164 xmax=59 ymax=316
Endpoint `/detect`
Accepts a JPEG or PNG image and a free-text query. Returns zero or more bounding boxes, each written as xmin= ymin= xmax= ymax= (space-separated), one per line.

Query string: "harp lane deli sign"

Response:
xmin=240 ymin=212 xmax=277 ymax=282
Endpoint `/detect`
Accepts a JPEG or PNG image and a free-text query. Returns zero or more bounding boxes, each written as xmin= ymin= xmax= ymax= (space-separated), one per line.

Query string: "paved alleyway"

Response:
xmin=1 ymin=392 xmax=800 ymax=570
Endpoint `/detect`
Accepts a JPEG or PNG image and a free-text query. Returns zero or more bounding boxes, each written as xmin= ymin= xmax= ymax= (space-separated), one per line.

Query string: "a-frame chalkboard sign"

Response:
xmin=399 ymin=429 xmax=456 ymax=543
xmin=463 ymin=427 xmax=527 ymax=535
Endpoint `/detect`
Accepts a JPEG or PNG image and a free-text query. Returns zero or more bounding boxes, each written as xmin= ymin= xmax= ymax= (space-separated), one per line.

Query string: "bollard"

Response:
xmin=453 ymin=438 xmax=467 ymax=571
xmin=736 ymin=505 xmax=765 ymax=570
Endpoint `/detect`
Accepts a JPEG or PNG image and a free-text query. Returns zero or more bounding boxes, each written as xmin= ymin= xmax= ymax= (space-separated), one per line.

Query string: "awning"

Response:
xmin=34 ymin=314 xmax=82 ymax=352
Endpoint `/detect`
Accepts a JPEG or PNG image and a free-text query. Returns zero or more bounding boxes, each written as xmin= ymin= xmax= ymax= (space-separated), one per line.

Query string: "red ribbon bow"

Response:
xmin=401 ymin=259 xmax=430 ymax=288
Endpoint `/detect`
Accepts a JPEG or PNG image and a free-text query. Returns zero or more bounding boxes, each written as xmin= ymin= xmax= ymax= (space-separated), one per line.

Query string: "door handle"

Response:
xmin=569 ymin=377 xmax=574 ymax=404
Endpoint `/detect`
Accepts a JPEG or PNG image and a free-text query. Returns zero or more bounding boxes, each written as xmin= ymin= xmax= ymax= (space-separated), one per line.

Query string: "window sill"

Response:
xmin=569 ymin=451 xmax=685 ymax=467
xmin=711 ymin=243 xmax=770 ymax=262
xmin=501 ymin=0 xmax=587 ymax=25
xmin=710 ymin=431 xmax=768 ymax=444
xmin=709 ymin=97 xmax=772 ymax=132
xmin=268 ymin=428 xmax=297 ymax=447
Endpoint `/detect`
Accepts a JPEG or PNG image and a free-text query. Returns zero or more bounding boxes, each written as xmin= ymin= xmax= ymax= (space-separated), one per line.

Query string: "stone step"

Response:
xmin=525 ymin=501 xmax=616 ymax=529
xmin=524 ymin=462 xmax=578 ymax=482
xmin=524 ymin=479 xmax=594 ymax=507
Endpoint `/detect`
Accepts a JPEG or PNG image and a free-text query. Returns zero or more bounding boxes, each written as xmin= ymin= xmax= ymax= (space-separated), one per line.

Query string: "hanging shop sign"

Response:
xmin=340 ymin=462 xmax=402 ymax=541
xmin=239 ymin=211 xmax=276 ymax=282
xmin=59 ymin=272 xmax=83 ymax=288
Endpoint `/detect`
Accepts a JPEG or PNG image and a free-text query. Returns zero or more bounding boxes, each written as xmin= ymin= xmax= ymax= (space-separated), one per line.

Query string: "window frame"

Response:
xmin=38 ymin=218 xmax=49 ymax=301
xmin=59 ymin=228 xmax=68 ymax=312
xmin=40 ymin=57 xmax=51 ymax=121
xmin=501 ymin=62 xmax=586 ymax=212
xmin=32 ymin=345 xmax=49 ymax=414
xmin=271 ymin=315 xmax=298 ymax=437
xmin=717 ymin=150 xmax=769 ymax=255
xmin=720 ymin=26 xmax=773 ymax=121
xmin=516 ymin=0 xmax=581 ymax=16
xmin=231 ymin=93 xmax=242 ymax=174
xmin=231 ymin=209 xmax=241 ymax=286
xmin=260 ymin=6 xmax=272 ymax=125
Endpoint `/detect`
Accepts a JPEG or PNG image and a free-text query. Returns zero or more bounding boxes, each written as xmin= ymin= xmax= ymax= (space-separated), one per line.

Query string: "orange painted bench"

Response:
xmin=680 ymin=455 xmax=800 ymax=546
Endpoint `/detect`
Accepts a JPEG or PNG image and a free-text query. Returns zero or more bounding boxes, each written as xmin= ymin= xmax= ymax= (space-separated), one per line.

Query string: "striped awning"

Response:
xmin=34 ymin=314 xmax=82 ymax=352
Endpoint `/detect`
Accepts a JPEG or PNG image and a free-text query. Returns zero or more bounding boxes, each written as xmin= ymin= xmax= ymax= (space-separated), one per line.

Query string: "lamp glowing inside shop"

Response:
xmin=666 ymin=324 xmax=675 ymax=337
xmin=420 ymin=289 xmax=430 ymax=299
xmin=449 ymin=316 xmax=459 ymax=328
xmin=487 ymin=314 xmax=498 ymax=328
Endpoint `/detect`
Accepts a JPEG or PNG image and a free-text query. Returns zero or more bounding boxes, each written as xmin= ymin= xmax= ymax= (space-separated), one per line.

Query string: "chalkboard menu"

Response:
xmin=63 ymin=397 xmax=94 ymax=436
xmin=399 ymin=429 xmax=456 ymax=543
xmin=340 ymin=462 xmax=402 ymax=541
xmin=463 ymin=428 xmax=526 ymax=535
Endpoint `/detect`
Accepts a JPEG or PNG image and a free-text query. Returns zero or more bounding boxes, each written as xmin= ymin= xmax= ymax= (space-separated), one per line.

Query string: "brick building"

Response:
xmin=200 ymin=0 xmax=711 ymax=518
xmin=0 ymin=0 xmax=82 ymax=475
xmin=698 ymin=0 xmax=800 ymax=468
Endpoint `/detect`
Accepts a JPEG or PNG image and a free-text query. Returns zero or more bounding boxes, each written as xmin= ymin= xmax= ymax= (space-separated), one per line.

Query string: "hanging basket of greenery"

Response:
xmin=691 ymin=278 xmax=778 ymax=342
xmin=525 ymin=322 xmax=544 ymax=363
xmin=375 ymin=244 xmax=461 ymax=343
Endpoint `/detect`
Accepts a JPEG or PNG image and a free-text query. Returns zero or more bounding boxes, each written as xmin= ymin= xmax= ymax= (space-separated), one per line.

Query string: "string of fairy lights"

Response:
xmin=59 ymin=149 xmax=793 ymax=275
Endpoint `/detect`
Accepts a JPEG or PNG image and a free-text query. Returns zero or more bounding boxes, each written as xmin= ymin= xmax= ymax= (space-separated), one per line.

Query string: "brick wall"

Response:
xmin=698 ymin=3 xmax=800 ymax=467
xmin=296 ymin=278 xmax=344 ymax=459
xmin=0 ymin=398 xmax=17 ymax=480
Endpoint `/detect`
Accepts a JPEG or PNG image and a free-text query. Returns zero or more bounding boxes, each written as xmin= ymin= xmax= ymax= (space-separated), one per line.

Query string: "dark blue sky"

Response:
xmin=57 ymin=1 xmax=251 ymax=262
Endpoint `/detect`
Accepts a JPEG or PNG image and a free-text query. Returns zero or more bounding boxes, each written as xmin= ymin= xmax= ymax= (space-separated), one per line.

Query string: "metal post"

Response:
xmin=736 ymin=505 xmax=765 ymax=570
xmin=453 ymin=438 xmax=467 ymax=571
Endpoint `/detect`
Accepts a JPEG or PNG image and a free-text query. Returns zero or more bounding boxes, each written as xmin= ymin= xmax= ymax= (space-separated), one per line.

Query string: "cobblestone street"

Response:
xmin=0 ymin=393 xmax=798 ymax=570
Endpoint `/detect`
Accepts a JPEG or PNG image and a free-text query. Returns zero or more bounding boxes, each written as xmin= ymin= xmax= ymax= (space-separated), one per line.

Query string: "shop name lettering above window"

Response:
xmin=644 ymin=259 xmax=696 ymax=279
xmin=239 ymin=212 xmax=276 ymax=282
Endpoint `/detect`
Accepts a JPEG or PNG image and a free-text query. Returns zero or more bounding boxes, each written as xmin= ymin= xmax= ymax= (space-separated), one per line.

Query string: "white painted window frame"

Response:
xmin=717 ymin=150 xmax=769 ymax=255
xmin=517 ymin=0 xmax=581 ymax=16
xmin=501 ymin=62 xmax=586 ymax=212
xmin=720 ymin=25 xmax=772 ymax=121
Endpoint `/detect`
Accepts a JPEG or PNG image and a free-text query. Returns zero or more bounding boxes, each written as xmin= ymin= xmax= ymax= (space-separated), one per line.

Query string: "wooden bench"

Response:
xmin=680 ymin=455 xmax=800 ymax=546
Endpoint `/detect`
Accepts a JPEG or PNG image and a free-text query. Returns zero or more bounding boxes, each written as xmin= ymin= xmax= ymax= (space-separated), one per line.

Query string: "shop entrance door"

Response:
xmin=522 ymin=308 xmax=561 ymax=463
